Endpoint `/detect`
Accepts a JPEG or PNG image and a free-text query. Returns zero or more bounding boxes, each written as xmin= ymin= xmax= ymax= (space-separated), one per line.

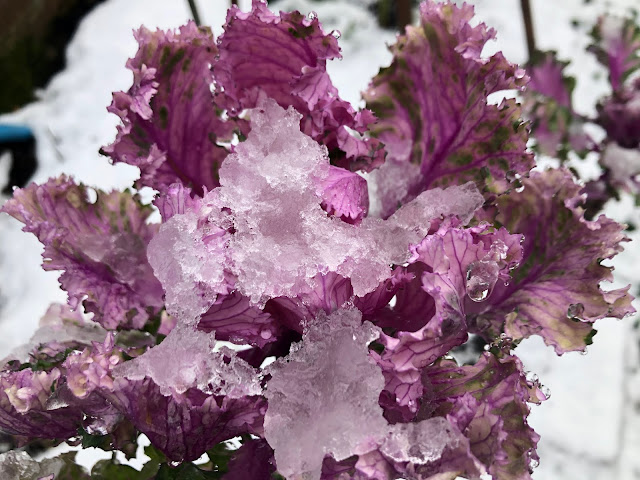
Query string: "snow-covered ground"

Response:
xmin=1 ymin=0 xmax=639 ymax=478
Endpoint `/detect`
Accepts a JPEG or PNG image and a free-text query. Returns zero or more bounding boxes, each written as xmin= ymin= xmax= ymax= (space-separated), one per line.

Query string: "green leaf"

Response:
xmin=154 ymin=462 xmax=221 ymax=480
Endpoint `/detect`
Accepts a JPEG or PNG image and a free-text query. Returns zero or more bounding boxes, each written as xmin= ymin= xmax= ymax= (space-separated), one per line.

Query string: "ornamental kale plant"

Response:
xmin=0 ymin=1 xmax=636 ymax=479
xmin=522 ymin=11 xmax=640 ymax=218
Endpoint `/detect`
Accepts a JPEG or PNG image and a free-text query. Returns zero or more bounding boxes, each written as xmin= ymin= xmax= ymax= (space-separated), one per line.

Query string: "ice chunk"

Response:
xmin=147 ymin=99 xmax=484 ymax=312
xmin=0 ymin=451 xmax=62 ymax=480
xmin=263 ymin=308 xmax=387 ymax=480
xmin=264 ymin=307 xmax=465 ymax=479
xmin=150 ymin=99 xmax=484 ymax=310
xmin=380 ymin=417 xmax=460 ymax=464
xmin=113 ymin=325 xmax=261 ymax=397
xmin=147 ymin=199 xmax=233 ymax=324
xmin=389 ymin=181 xmax=484 ymax=230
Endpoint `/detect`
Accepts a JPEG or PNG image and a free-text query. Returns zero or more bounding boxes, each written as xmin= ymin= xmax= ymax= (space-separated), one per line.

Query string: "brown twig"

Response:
xmin=397 ymin=0 xmax=412 ymax=31
xmin=520 ymin=0 xmax=536 ymax=59
xmin=187 ymin=0 xmax=202 ymax=25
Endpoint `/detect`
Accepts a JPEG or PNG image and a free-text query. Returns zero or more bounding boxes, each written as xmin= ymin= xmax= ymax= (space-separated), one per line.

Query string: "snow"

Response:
xmin=264 ymin=308 xmax=387 ymax=479
xmin=0 ymin=0 xmax=639 ymax=478
xmin=149 ymin=98 xmax=482 ymax=306
xmin=264 ymin=308 xmax=461 ymax=480
xmin=112 ymin=325 xmax=262 ymax=397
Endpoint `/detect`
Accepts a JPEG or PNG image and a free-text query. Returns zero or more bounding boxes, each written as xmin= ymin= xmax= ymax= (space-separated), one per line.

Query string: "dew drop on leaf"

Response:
xmin=567 ymin=303 xmax=585 ymax=318
xmin=541 ymin=385 xmax=551 ymax=399
xmin=525 ymin=371 xmax=539 ymax=385
xmin=466 ymin=260 xmax=499 ymax=302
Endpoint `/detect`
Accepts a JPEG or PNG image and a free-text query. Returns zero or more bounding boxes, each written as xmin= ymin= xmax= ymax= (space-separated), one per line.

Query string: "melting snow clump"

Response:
xmin=264 ymin=307 xmax=464 ymax=479
xmin=113 ymin=325 xmax=262 ymax=397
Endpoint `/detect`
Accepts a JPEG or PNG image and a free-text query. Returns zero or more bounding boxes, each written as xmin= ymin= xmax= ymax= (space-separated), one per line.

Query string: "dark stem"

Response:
xmin=231 ymin=0 xmax=238 ymax=5
xmin=397 ymin=0 xmax=412 ymax=30
xmin=520 ymin=0 xmax=536 ymax=59
xmin=187 ymin=0 xmax=202 ymax=26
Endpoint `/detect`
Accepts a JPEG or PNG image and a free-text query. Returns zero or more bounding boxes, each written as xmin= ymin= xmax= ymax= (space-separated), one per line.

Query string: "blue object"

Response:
xmin=0 ymin=124 xmax=34 ymax=143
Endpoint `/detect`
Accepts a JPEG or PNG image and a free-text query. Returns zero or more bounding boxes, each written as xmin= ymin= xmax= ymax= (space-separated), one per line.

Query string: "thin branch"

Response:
xmin=397 ymin=0 xmax=412 ymax=31
xmin=187 ymin=0 xmax=202 ymax=26
xmin=520 ymin=0 xmax=536 ymax=59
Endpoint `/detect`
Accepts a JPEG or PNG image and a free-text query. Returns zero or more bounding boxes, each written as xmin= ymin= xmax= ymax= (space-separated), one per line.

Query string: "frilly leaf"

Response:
xmin=522 ymin=51 xmax=592 ymax=159
xmin=424 ymin=352 xmax=543 ymax=480
xmin=2 ymin=176 xmax=164 ymax=330
xmin=103 ymin=22 xmax=244 ymax=195
xmin=469 ymin=169 xmax=635 ymax=354
xmin=215 ymin=0 xmax=384 ymax=171
xmin=364 ymin=0 xmax=532 ymax=217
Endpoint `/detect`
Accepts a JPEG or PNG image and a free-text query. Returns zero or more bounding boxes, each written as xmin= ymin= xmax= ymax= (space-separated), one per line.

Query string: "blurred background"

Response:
xmin=0 ymin=0 xmax=639 ymax=478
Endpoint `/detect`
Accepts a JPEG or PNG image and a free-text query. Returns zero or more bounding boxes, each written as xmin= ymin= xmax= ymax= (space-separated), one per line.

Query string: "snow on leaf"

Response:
xmin=63 ymin=335 xmax=265 ymax=463
xmin=147 ymin=99 xmax=484 ymax=312
xmin=146 ymin=191 xmax=233 ymax=324
xmin=264 ymin=308 xmax=467 ymax=480
xmin=103 ymin=22 xmax=243 ymax=195
xmin=215 ymin=0 xmax=384 ymax=172
xmin=468 ymin=169 xmax=635 ymax=354
xmin=112 ymin=325 xmax=262 ymax=398
xmin=364 ymin=0 xmax=532 ymax=217
xmin=2 ymin=176 xmax=164 ymax=330
xmin=264 ymin=308 xmax=387 ymax=480
xmin=3 ymin=303 xmax=106 ymax=365
xmin=0 ymin=450 xmax=67 ymax=480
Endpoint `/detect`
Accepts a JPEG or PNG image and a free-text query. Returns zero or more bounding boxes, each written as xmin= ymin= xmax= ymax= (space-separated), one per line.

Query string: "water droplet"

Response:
xmin=466 ymin=260 xmax=499 ymax=302
xmin=506 ymin=170 xmax=517 ymax=182
xmin=515 ymin=184 xmax=525 ymax=193
xmin=567 ymin=303 xmax=584 ymax=318
xmin=260 ymin=329 xmax=272 ymax=340
xmin=580 ymin=349 xmax=588 ymax=356
xmin=525 ymin=371 xmax=539 ymax=384
xmin=488 ymin=239 xmax=508 ymax=262
xmin=467 ymin=281 xmax=489 ymax=301
xmin=483 ymin=344 xmax=491 ymax=351
xmin=541 ymin=385 xmax=551 ymax=399
xmin=331 ymin=29 xmax=342 ymax=39
xmin=308 ymin=11 xmax=317 ymax=20
xmin=529 ymin=458 xmax=540 ymax=469
xmin=169 ymin=460 xmax=182 ymax=468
